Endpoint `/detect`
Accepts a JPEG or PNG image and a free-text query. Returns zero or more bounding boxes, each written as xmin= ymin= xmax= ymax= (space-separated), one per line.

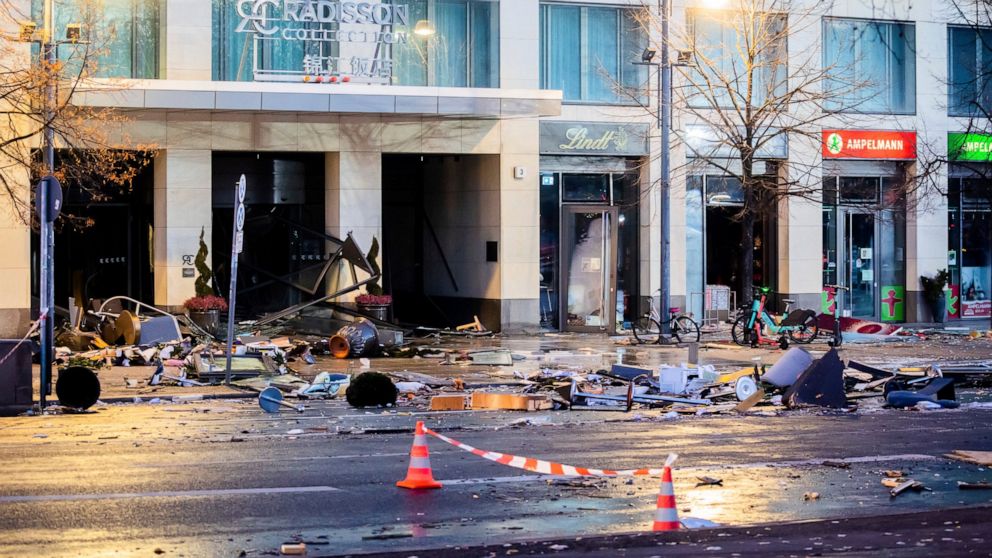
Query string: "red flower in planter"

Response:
xmin=355 ymin=294 xmax=393 ymax=306
xmin=184 ymin=295 xmax=229 ymax=312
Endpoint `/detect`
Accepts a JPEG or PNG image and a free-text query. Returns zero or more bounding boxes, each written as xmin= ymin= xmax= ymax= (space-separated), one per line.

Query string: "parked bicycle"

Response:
xmin=731 ymin=287 xmax=818 ymax=349
xmin=823 ymin=283 xmax=850 ymax=348
xmin=631 ymin=295 xmax=700 ymax=344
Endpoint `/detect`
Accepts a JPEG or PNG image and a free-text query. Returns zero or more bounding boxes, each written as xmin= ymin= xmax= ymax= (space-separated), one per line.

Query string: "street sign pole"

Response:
xmin=224 ymin=175 xmax=247 ymax=386
xmin=38 ymin=0 xmax=58 ymax=408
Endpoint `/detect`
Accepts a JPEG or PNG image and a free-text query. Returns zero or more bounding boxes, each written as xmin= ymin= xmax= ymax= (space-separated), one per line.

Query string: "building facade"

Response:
xmin=0 ymin=0 xmax=988 ymax=338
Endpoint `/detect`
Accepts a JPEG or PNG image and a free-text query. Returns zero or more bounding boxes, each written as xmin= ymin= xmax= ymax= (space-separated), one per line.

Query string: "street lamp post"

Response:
xmin=39 ymin=0 xmax=57 ymax=408
xmin=658 ymin=0 xmax=672 ymax=336
xmin=18 ymin=0 xmax=79 ymax=408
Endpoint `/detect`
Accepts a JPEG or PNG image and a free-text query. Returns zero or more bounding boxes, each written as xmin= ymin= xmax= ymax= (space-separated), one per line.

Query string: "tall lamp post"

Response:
xmin=17 ymin=1 xmax=82 ymax=408
xmin=636 ymin=0 xmax=675 ymax=336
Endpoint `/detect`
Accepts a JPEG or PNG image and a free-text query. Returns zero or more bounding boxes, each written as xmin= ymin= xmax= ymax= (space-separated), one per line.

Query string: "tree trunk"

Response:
xmin=740 ymin=209 xmax=755 ymax=306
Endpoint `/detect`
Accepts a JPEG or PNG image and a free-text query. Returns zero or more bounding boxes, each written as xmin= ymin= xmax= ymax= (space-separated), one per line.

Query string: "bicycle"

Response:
xmin=731 ymin=287 xmax=819 ymax=349
xmin=823 ymin=283 xmax=850 ymax=348
xmin=631 ymin=295 xmax=701 ymax=344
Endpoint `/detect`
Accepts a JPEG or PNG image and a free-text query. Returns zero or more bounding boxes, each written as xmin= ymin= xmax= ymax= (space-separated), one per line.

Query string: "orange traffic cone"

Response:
xmin=396 ymin=421 xmax=442 ymax=489
xmin=652 ymin=454 xmax=680 ymax=531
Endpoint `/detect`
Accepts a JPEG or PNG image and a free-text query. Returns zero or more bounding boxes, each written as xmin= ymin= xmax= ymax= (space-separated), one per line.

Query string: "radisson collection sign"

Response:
xmin=235 ymin=0 xmax=412 ymax=83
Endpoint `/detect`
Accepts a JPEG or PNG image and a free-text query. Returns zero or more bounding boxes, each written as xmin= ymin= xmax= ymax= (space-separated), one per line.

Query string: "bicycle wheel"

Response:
xmin=631 ymin=316 xmax=662 ymax=344
xmin=671 ymin=315 xmax=700 ymax=343
xmin=730 ymin=315 xmax=750 ymax=346
xmin=788 ymin=312 xmax=819 ymax=344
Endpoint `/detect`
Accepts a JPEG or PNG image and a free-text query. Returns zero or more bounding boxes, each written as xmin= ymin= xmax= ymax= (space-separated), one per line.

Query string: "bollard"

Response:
xmin=687 ymin=342 xmax=699 ymax=365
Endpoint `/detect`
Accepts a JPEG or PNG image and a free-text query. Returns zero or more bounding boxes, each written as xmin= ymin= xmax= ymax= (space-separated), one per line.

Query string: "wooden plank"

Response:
xmin=733 ymin=389 xmax=766 ymax=413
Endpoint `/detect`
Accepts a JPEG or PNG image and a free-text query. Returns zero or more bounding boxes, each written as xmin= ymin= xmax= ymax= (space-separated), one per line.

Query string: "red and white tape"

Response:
xmin=424 ymin=427 xmax=671 ymax=477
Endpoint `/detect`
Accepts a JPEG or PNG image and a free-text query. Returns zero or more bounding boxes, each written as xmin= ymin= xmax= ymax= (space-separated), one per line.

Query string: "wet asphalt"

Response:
xmin=1 ymin=399 xmax=992 ymax=557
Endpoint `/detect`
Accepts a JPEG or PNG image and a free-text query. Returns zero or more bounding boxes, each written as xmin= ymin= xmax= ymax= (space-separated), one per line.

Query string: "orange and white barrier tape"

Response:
xmin=423 ymin=426 xmax=669 ymax=477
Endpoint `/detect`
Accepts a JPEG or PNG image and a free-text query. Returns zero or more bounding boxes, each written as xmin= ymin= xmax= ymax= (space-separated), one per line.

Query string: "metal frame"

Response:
xmin=559 ymin=205 xmax=619 ymax=334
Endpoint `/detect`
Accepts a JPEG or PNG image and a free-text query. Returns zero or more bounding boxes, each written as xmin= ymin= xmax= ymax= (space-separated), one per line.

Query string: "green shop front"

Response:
xmin=947 ymin=133 xmax=992 ymax=321
xmin=820 ymin=130 xmax=914 ymax=322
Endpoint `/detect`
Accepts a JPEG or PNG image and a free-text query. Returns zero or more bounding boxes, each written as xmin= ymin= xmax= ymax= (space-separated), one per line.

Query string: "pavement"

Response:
xmin=1 ymin=396 xmax=991 ymax=557
xmin=3 ymin=328 xmax=991 ymax=557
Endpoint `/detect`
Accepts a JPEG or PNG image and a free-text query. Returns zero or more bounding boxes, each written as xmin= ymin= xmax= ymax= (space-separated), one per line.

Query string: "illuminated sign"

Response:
xmin=234 ymin=0 xmax=411 ymax=83
xmin=948 ymin=132 xmax=992 ymax=162
xmin=822 ymin=130 xmax=916 ymax=160
xmin=540 ymin=122 xmax=650 ymax=156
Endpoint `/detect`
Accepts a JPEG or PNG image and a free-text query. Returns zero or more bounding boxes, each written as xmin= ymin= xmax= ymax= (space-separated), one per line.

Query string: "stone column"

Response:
xmin=162 ymin=0 xmax=212 ymax=80
xmin=153 ymin=150 xmax=212 ymax=310
xmin=498 ymin=118 xmax=540 ymax=332
xmin=777 ymin=134 xmax=824 ymax=312
xmin=325 ymin=117 xmax=382 ymax=298
xmin=499 ymin=0 xmax=539 ymax=89
xmin=0 ymin=156 xmax=32 ymax=337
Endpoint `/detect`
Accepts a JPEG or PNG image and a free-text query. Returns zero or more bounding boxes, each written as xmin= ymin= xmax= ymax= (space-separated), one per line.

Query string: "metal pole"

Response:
xmin=39 ymin=0 xmax=56 ymax=408
xmin=224 ymin=224 xmax=240 ymax=386
xmin=659 ymin=0 xmax=672 ymax=335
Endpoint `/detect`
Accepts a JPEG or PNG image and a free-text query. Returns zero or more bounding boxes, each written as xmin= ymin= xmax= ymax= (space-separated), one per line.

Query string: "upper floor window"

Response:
xmin=212 ymin=0 xmax=498 ymax=87
xmin=539 ymin=3 xmax=647 ymax=104
xmin=823 ymin=18 xmax=916 ymax=114
xmin=33 ymin=0 xmax=159 ymax=79
xmin=686 ymin=10 xmax=787 ymax=110
xmin=948 ymin=26 xmax=992 ymax=117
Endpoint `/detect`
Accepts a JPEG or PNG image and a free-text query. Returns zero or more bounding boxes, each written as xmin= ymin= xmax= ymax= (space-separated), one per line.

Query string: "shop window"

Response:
xmin=540 ymin=3 xmax=647 ymax=104
xmin=562 ymin=173 xmax=610 ymax=202
xmin=948 ymin=26 xmax=992 ymax=117
xmin=391 ymin=0 xmax=500 ymax=87
xmin=33 ymin=0 xmax=158 ymax=79
xmin=686 ymin=10 xmax=786 ymax=109
xmin=212 ymin=0 xmax=499 ymax=87
xmin=823 ymin=18 xmax=916 ymax=114
xmin=948 ymin=177 xmax=992 ymax=319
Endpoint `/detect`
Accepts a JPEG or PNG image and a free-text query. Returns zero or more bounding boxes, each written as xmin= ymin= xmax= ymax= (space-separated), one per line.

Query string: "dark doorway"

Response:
xmin=705 ymin=206 xmax=772 ymax=304
xmin=212 ymin=152 xmax=325 ymax=318
xmin=41 ymin=155 xmax=154 ymax=308
xmin=381 ymin=154 xmax=499 ymax=329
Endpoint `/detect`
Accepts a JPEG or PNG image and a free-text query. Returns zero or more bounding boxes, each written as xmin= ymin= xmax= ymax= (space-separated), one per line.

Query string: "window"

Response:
xmin=392 ymin=0 xmax=500 ymax=87
xmin=687 ymin=10 xmax=786 ymax=109
xmin=33 ymin=0 xmax=158 ymax=79
xmin=948 ymin=26 xmax=992 ymax=116
xmin=540 ymin=3 xmax=647 ymax=104
xmin=823 ymin=18 xmax=916 ymax=114
xmin=212 ymin=0 xmax=498 ymax=87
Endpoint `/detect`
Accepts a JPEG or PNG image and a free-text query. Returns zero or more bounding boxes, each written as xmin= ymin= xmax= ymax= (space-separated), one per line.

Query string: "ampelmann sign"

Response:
xmin=236 ymin=0 xmax=410 ymax=44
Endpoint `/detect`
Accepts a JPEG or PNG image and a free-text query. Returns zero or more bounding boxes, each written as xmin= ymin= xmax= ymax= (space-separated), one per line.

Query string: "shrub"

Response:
xmin=183 ymin=295 xmax=228 ymax=312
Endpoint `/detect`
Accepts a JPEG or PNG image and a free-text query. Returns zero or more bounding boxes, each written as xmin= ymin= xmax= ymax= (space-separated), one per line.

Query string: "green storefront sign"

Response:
xmin=880 ymin=285 xmax=905 ymax=322
xmin=948 ymin=132 xmax=992 ymax=162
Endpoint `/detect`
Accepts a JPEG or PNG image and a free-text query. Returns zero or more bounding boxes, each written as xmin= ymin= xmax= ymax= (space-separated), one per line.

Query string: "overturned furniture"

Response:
xmin=92 ymin=296 xmax=182 ymax=346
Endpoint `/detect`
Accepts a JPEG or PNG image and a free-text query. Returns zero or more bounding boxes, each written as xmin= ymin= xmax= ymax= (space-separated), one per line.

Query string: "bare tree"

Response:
xmin=0 ymin=0 xmax=151 ymax=228
xmin=631 ymin=0 xmax=939 ymax=303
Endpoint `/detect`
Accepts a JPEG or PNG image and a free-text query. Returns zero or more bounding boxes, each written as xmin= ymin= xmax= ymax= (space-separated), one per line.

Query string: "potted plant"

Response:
xmin=920 ymin=268 xmax=950 ymax=323
xmin=355 ymin=293 xmax=392 ymax=321
xmin=184 ymin=294 xmax=228 ymax=334
xmin=355 ymin=237 xmax=392 ymax=321
xmin=185 ymin=228 xmax=226 ymax=333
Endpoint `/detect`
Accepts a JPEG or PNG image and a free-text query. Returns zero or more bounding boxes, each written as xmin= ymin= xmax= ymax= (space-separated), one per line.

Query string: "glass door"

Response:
xmin=845 ymin=211 xmax=877 ymax=318
xmin=560 ymin=206 xmax=618 ymax=332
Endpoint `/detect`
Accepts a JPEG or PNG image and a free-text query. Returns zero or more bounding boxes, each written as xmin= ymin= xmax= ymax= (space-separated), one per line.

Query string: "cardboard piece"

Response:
xmin=945 ymin=450 xmax=992 ymax=466
xmin=471 ymin=392 xmax=552 ymax=411
xmin=429 ymin=394 xmax=468 ymax=411
xmin=783 ymin=348 xmax=848 ymax=409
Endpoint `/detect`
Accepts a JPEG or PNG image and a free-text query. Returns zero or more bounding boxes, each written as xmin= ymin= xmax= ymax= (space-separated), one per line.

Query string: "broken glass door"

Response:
xmin=561 ymin=207 xmax=618 ymax=333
